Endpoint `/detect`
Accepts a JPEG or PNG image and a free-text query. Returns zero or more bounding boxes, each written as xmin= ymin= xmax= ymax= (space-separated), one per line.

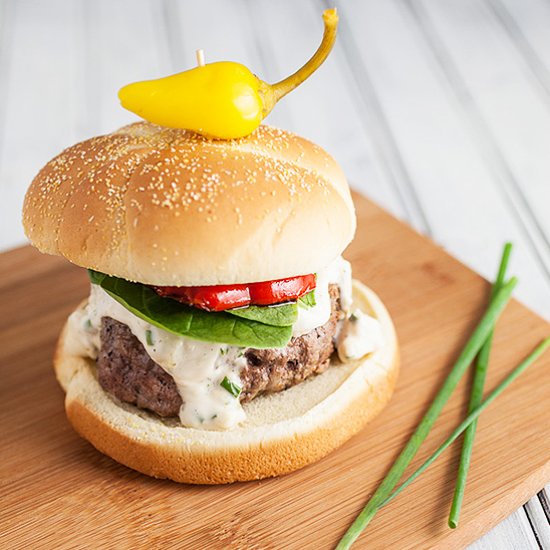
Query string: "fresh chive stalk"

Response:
xmin=379 ymin=337 xmax=550 ymax=508
xmin=336 ymin=276 xmax=518 ymax=550
xmin=449 ymin=242 xmax=512 ymax=529
xmin=220 ymin=376 xmax=242 ymax=398
xmin=145 ymin=329 xmax=154 ymax=346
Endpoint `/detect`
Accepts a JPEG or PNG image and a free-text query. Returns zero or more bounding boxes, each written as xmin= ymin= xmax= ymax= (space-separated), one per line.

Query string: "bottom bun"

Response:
xmin=54 ymin=280 xmax=399 ymax=484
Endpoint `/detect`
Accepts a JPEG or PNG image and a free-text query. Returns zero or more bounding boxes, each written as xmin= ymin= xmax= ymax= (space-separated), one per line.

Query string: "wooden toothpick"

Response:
xmin=196 ymin=49 xmax=205 ymax=67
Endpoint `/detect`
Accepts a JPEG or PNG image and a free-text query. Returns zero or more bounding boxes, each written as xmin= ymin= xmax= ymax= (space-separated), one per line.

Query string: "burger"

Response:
xmin=22 ymin=122 xmax=398 ymax=484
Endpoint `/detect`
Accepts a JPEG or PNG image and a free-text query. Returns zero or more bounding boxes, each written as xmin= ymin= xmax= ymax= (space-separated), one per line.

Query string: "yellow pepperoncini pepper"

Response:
xmin=118 ymin=9 xmax=338 ymax=139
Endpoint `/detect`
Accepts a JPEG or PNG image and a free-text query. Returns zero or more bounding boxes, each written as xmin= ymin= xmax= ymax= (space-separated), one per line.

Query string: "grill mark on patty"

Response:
xmin=96 ymin=285 xmax=342 ymax=418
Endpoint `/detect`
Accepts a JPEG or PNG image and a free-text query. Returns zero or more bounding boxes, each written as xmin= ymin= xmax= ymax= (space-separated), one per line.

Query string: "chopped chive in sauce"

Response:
xmin=84 ymin=319 xmax=92 ymax=330
xmin=220 ymin=376 xmax=242 ymax=398
xmin=145 ymin=329 xmax=154 ymax=346
xmin=220 ymin=347 xmax=227 ymax=355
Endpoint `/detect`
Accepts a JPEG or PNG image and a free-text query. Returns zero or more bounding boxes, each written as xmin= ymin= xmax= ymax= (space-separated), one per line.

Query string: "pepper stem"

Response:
xmin=260 ymin=8 xmax=339 ymax=116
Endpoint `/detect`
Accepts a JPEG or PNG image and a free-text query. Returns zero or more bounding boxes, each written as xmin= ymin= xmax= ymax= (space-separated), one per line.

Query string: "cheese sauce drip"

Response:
xmin=67 ymin=256 xmax=383 ymax=431
xmin=68 ymin=286 xmax=247 ymax=430
xmin=336 ymin=310 xmax=385 ymax=362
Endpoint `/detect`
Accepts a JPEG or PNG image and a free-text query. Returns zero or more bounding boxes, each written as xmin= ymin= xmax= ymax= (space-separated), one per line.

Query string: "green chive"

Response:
xmin=145 ymin=329 xmax=154 ymax=346
xmin=336 ymin=276 xmax=518 ymax=550
xmin=449 ymin=242 xmax=512 ymax=529
xmin=220 ymin=376 xmax=242 ymax=398
xmin=379 ymin=337 xmax=550 ymax=508
xmin=84 ymin=319 xmax=92 ymax=330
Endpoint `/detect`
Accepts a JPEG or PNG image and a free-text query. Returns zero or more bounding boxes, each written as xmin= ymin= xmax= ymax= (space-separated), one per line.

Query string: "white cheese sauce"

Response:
xmin=294 ymin=256 xmax=383 ymax=361
xmin=336 ymin=309 xmax=385 ymax=362
xmin=67 ymin=256 xmax=384 ymax=431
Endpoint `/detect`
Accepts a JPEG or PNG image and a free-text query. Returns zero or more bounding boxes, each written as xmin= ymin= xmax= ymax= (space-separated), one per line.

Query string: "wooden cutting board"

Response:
xmin=2 ymin=194 xmax=549 ymax=550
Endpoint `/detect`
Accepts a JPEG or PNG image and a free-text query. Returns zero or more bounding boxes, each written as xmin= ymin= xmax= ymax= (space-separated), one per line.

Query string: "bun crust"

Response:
xmin=23 ymin=123 xmax=355 ymax=285
xmin=54 ymin=281 xmax=398 ymax=484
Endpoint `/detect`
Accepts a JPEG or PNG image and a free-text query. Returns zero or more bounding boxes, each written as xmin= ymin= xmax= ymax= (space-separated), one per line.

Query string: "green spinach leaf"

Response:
xmin=226 ymin=302 xmax=297 ymax=326
xmin=299 ymin=290 xmax=316 ymax=309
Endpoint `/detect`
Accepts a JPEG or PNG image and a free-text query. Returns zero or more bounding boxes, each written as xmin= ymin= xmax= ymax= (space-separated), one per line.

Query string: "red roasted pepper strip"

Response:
xmin=153 ymin=274 xmax=316 ymax=312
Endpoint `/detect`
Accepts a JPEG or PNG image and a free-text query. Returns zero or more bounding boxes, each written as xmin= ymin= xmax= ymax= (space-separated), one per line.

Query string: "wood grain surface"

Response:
xmin=1 ymin=194 xmax=549 ymax=550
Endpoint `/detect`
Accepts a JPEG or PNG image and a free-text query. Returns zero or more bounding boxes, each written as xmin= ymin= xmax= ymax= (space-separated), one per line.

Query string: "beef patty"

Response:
xmin=97 ymin=285 xmax=342 ymax=417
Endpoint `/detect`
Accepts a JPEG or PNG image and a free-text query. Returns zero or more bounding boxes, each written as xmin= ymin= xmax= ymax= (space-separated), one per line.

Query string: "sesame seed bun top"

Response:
xmin=22 ymin=122 xmax=356 ymax=285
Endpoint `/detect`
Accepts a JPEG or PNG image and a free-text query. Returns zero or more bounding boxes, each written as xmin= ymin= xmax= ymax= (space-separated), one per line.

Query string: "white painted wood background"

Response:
xmin=0 ymin=0 xmax=548 ymax=548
